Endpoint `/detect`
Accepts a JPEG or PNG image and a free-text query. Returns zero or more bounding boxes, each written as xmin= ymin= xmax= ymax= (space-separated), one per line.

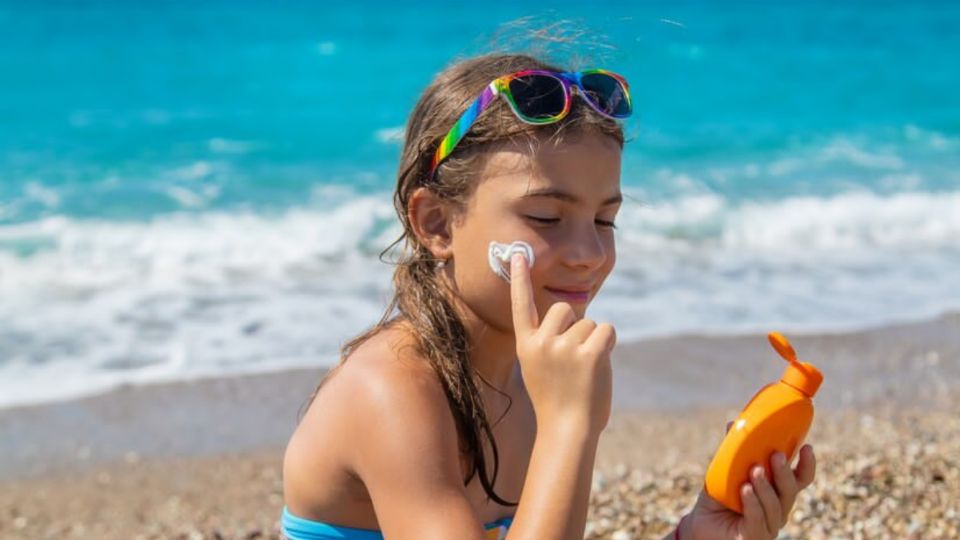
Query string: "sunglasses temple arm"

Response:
xmin=430 ymin=82 xmax=501 ymax=176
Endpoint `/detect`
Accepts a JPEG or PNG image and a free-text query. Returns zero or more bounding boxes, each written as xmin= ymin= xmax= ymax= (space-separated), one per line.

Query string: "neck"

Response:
xmin=419 ymin=270 xmax=522 ymax=392
xmin=395 ymin=299 xmax=521 ymax=421
xmin=458 ymin=307 xmax=521 ymax=392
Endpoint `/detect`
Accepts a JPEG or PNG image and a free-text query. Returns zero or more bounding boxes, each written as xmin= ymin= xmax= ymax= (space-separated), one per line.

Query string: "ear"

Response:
xmin=407 ymin=187 xmax=455 ymax=260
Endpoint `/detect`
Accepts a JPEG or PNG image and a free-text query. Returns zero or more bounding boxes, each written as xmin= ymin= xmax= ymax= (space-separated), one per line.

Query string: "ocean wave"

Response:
xmin=208 ymin=138 xmax=261 ymax=155
xmin=816 ymin=138 xmax=904 ymax=170
xmin=4 ymin=188 xmax=955 ymax=275
xmin=374 ymin=126 xmax=405 ymax=144
xmin=0 ymin=197 xmax=403 ymax=408
xmin=1 ymin=189 xmax=958 ymax=408
xmin=903 ymin=124 xmax=959 ymax=151
xmin=617 ymin=189 xmax=960 ymax=252
xmin=23 ymin=181 xmax=62 ymax=209
xmin=0 ymin=196 xmax=400 ymax=295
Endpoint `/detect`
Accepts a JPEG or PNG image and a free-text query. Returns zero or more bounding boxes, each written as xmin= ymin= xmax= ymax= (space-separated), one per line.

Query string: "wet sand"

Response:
xmin=1 ymin=311 xmax=958 ymax=539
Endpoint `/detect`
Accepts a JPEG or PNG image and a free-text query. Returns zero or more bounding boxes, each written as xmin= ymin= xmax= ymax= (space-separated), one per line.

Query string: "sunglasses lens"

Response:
xmin=580 ymin=73 xmax=631 ymax=118
xmin=507 ymin=74 xmax=567 ymax=122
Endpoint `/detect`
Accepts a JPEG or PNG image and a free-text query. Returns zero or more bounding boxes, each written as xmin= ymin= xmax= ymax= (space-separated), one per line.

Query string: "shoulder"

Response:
xmin=328 ymin=325 xmax=451 ymax=418
xmin=300 ymin=323 xmax=461 ymax=471
xmin=285 ymin=324 xmax=491 ymax=538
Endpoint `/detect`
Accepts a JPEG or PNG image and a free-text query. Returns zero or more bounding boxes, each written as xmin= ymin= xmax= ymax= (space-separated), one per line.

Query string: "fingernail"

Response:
xmin=774 ymin=452 xmax=786 ymax=465
xmin=753 ymin=466 xmax=764 ymax=479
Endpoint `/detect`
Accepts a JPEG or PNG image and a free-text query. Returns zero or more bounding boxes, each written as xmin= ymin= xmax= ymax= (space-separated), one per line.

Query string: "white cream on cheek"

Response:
xmin=487 ymin=240 xmax=535 ymax=283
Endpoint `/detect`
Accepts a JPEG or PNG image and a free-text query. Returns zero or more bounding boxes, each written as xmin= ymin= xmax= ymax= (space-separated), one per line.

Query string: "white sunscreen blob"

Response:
xmin=488 ymin=240 xmax=535 ymax=283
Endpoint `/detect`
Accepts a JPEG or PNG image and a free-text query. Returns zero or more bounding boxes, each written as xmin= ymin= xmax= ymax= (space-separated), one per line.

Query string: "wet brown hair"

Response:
xmin=306 ymin=51 xmax=625 ymax=505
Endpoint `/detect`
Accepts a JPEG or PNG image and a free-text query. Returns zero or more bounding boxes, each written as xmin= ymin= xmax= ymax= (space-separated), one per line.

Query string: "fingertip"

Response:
xmin=599 ymin=322 xmax=617 ymax=349
xmin=605 ymin=322 xmax=617 ymax=342
xmin=740 ymin=483 xmax=753 ymax=510
xmin=796 ymin=445 xmax=817 ymax=486
xmin=741 ymin=482 xmax=772 ymax=537
xmin=741 ymin=483 xmax=760 ymax=519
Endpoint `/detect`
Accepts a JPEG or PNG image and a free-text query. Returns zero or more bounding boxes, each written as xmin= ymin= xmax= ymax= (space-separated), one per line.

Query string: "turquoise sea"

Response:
xmin=1 ymin=1 xmax=958 ymax=406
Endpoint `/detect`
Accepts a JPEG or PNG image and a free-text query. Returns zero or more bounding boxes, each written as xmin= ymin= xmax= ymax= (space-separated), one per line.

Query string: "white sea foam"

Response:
xmin=0 ymin=196 xmax=402 ymax=407
xmin=817 ymin=138 xmax=904 ymax=170
xmin=375 ymin=126 xmax=405 ymax=144
xmin=169 ymin=161 xmax=215 ymax=181
xmin=0 ymin=189 xmax=958 ymax=408
xmin=23 ymin=181 xmax=61 ymax=209
xmin=616 ymin=189 xmax=960 ymax=251
xmin=904 ymin=124 xmax=958 ymax=151
xmin=164 ymin=185 xmax=210 ymax=208
xmin=208 ymin=138 xmax=260 ymax=154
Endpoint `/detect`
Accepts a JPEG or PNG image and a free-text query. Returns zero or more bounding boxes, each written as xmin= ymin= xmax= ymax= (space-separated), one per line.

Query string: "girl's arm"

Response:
xmin=509 ymin=419 xmax=600 ymax=540
xmin=345 ymin=355 xmax=604 ymax=540
xmin=347 ymin=358 xmax=495 ymax=540
xmin=504 ymin=252 xmax=616 ymax=540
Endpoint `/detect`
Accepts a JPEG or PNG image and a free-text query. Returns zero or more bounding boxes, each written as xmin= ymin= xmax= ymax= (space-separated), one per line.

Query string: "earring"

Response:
xmin=436 ymin=258 xmax=448 ymax=269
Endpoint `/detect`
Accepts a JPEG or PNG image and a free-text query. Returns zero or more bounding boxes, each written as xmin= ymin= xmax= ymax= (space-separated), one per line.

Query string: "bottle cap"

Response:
xmin=768 ymin=332 xmax=823 ymax=397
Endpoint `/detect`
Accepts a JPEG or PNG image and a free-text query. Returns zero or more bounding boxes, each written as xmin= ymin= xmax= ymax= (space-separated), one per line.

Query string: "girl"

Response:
xmin=282 ymin=52 xmax=816 ymax=540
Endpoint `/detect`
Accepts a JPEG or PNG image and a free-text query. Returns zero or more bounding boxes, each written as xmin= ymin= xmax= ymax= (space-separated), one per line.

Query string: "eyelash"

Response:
xmin=525 ymin=216 xmax=618 ymax=229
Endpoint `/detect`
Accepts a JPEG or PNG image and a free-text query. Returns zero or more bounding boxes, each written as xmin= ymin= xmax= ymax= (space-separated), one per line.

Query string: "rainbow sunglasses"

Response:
xmin=429 ymin=69 xmax=633 ymax=180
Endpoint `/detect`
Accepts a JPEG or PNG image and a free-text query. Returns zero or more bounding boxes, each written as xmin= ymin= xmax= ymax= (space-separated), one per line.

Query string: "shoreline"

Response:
xmin=1 ymin=310 xmax=957 ymax=482
xmin=2 ymin=308 xmax=957 ymax=413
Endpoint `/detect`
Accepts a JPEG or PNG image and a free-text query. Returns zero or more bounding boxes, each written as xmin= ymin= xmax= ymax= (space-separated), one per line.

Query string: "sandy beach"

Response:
xmin=1 ymin=311 xmax=958 ymax=539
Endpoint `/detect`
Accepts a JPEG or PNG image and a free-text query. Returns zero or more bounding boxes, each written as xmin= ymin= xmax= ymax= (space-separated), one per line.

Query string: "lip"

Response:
xmin=545 ymin=286 xmax=592 ymax=303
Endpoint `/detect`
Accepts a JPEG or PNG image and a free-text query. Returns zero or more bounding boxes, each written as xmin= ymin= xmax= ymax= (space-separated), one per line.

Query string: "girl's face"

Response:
xmin=446 ymin=133 xmax=622 ymax=333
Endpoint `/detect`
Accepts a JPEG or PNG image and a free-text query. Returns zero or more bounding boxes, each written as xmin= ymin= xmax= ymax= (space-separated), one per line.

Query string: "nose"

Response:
xmin=562 ymin=221 xmax=610 ymax=271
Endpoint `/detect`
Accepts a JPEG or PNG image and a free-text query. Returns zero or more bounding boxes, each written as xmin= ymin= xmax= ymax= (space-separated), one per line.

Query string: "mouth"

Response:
xmin=544 ymin=286 xmax=592 ymax=304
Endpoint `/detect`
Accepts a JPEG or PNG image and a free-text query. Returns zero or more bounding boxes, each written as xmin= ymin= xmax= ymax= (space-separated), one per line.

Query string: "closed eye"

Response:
xmin=525 ymin=216 xmax=617 ymax=229
xmin=525 ymin=215 xmax=560 ymax=224
xmin=596 ymin=219 xmax=617 ymax=229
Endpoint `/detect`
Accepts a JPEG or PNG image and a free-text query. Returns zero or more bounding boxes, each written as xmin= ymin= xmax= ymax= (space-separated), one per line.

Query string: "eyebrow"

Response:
xmin=520 ymin=187 xmax=622 ymax=206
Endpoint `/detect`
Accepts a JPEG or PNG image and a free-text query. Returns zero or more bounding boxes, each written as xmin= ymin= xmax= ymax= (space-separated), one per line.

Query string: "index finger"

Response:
xmin=510 ymin=252 xmax=538 ymax=336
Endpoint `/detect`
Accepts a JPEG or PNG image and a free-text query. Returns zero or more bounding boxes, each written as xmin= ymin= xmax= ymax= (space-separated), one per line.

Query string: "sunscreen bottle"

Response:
xmin=704 ymin=332 xmax=823 ymax=513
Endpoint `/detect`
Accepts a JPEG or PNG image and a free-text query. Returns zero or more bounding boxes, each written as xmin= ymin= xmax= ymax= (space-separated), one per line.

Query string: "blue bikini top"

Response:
xmin=282 ymin=506 xmax=514 ymax=540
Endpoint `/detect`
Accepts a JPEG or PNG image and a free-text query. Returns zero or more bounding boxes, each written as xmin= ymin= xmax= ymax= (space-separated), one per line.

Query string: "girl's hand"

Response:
xmin=678 ymin=429 xmax=817 ymax=540
xmin=509 ymin=252 xmax=616 ymax=436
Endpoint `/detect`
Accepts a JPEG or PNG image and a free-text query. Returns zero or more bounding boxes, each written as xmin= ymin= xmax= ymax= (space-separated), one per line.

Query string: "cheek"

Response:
xmin=452 ymin=236 xmax=555 ymax=332
xmin=448 ymin=207 xmax=617 ymax=327
xmin=454 ymin=265 xmax=515 ymax=334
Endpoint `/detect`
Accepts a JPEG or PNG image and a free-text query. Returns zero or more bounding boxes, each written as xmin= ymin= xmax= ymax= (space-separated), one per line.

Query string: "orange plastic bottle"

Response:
xmin=704 ymin=332 xmax=823 ymax=514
